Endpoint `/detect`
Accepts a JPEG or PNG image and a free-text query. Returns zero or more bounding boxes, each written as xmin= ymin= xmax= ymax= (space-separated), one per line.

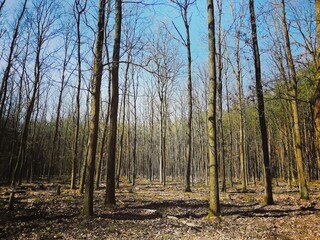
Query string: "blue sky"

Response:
xmin=1 ymin=0 xmax=316 ymax=99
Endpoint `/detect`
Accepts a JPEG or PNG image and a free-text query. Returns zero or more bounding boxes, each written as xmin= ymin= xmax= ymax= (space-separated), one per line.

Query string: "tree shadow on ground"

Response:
xmin=95 ymin=199 xmax=209 ymax=221
xmin=98 ymin=211 xmax=163 ymax=221
xmin=1 ymin=208 xmax=78 ymax=222
xmin=125 ymin=199 xmax=208 ymax=210
xmin=222 ymin=203 xmax=320 ymax=218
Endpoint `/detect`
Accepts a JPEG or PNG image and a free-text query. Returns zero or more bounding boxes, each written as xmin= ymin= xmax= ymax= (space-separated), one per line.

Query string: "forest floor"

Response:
xmin=0 ymin=178 xmax=320 ymax=240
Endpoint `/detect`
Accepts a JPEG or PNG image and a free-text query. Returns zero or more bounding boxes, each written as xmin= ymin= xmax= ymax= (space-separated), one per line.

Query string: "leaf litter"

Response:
xmin=0 ymin=179 xmax=319 ymax=239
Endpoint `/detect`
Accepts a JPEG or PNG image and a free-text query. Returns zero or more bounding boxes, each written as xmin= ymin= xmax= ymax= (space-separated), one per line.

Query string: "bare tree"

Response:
xmin=132 ymin=69 xmax=139 ymax=186
xmin=281 ymin=0 xmax=309 ymax=199
xmin=170 ymin=0 xmax=196 ymax=193
xmin=11 ymin=0 xmax=60 ymax=186
xmin=82 ymin=0 xmax=106 ymax=217
xmin=249 ymin=0 xmax=274 ymax=205
xmin=116 ymin=60 xmax=130 ymax=188
xmin=148 ymin=26 xmax=181 ymax=186
xmin=71 ymin=0 xmax=87 ymax=190
xmin=105 ymin=0 xmax=122 ymax=205
xmin=0 ymin=0 xmax=28 ymax=144
xmin=216 ymin=0 xmax=226 ymax=192
xmin=227 ymin=0 xmax=247 ymax=191
xmin=207 ymin=0 xmax=220 ymax=217
xmin=95 ymin=0 xmax=112 ymax=191
xmin=48 ymin=21 xmax=75 ymax=181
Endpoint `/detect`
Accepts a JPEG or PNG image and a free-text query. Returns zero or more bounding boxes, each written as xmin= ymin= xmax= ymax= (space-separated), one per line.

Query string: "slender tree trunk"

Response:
xmin=225 ymin=61 xmax=233 ymax=187
xmin=217 ymin=0 xmax=226 ymax=192
xmin=95 ymin=105 xmax=110 ymax=190
xmin=178 ymin=2 xmax=193 ymax=193
xmin=281 ymin=0 xmax=309 ymax=199
xmin=159 ymin=98 xmax=167 ymax=185
xmin=79 ymin=95 xmax=90 ymax=194
xmin=82 ymin=0 xmax=105 ymax=217
xmin=207 ymin=0 xmax=220 ymax=218
xmin=149 ymin=96 xmax=155 ymax=182
xmin=71 ymin=0 xmax=87 ymax=190
xmin=105 ymin=0 xmax=122 ymax=205
xmin=132 ymin=73 xmax=138 ymax=186
xmin=116 ymin=59 xmax=130 ymax=187
xmin=79 ymin=140 xmax=89 ymax=194
xmin=249 ymin=0 xmax=274 ymax=205
xmin=96 ymin=1 xmax=112 ymax=190
xmin=126 ymin=114 xmax=131 ymax=182
xmin=236 ymin=42 xmax=246 ymax=192
xmin=159 ymin=99 xmax=163 ymax=183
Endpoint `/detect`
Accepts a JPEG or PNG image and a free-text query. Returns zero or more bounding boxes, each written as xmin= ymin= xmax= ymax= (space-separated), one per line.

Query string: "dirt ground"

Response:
xmin=1 ymin=179 xmax=320 ymax=239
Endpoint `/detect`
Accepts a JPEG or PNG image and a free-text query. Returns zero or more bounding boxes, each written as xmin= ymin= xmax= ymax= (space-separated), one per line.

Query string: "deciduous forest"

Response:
xmin=1 ymin=0 xmax=320 ymax=239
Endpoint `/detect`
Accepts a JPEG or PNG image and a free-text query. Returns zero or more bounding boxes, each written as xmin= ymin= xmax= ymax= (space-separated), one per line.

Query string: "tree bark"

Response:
xmin=207 ymin=0 xmax=220 ymax=217
xmin=184 ymin=2 xmax=193 ymax=193
xmin=105 ymin=0 xmax=122 ymax=205
xmin=249 ymin=0 xmax=274 ymax=205
xmin=132 ymin=72 xmax=138 ymax=186
xmin=82 ymin=0 xmax=105 ymax=217
xmin=71 ymin=0 xmax=87 ymax=190
xmin=281 ymin=0 xmax=309 ymax=199
xmin=217 ymin=0 xmax=226 ymax=192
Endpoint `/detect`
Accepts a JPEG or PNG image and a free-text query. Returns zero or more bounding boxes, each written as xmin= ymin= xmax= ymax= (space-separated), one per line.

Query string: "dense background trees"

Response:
xmin=0 ymin=0 xmax=318 ymax=217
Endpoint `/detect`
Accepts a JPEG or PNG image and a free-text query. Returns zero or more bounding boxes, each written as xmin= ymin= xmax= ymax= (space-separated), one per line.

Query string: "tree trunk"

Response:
xmin=249 ymin=0 xmax=274 ymax=205
xmin=178 ymin=1 xmax=193 ymax=193
xmin=207 ymin=0 xmax=220 ymax=218
xmin=281 ymin=0 xmax=309 ymax=199
xmin=11 ymin=2 xmax=45 ymax=185
xmin=217 ymin=0 xmax=226 ymax=192
xmin=159 ymin=98 xmax=167 ymax=186
xmin=105 ymin=0 xmax=122 ymax=205
xmin=132 ymin=72 xmax=138 ymax=186
xmin=95 ymin=105 xmax=110 ymax=190
xmin=116 ymin=61 xmax=129 ymax=188
xmin=82 ymin=0 xmax=105 ymax=217
xmin=71 ymin=0 xmax=87 ymax=190
xmin=236 ymin=40 xmax=246 ymax=192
